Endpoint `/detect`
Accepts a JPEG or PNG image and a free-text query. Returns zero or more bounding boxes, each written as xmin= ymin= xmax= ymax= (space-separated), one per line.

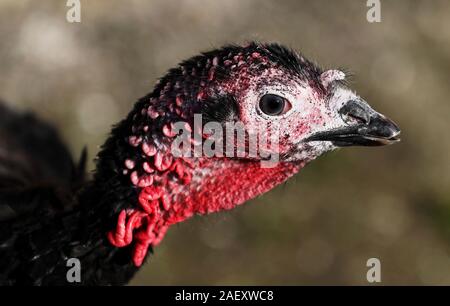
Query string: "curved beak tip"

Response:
xmin=371 ymin=115 xmax=401 ymax=146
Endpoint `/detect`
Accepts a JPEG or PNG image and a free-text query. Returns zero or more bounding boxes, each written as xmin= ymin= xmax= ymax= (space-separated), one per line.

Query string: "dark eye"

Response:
xmin=258 ymin=94 xmax=291 ymax=116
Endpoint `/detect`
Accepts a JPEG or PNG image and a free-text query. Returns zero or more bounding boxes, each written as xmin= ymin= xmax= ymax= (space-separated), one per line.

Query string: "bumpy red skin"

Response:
xmin=109 ymin=158 xmax=302 ymax=266
xmin=107 ymin=44 xmax=322 ymax=266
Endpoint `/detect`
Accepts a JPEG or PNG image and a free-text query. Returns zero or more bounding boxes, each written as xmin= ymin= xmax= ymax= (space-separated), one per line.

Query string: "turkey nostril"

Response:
xmin=347 ymin=113 xmax=369 ymax=125
xmin=339 ymin=100 xmax=370 ymax=125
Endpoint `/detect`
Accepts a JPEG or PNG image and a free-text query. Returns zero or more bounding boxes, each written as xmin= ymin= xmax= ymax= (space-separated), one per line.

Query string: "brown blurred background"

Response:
xmin=0 ymin=0 xmax=449 ymax=285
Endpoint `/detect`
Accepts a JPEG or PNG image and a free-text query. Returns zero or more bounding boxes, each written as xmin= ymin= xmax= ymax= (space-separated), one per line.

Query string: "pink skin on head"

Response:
xmin=214 ymin=59 xmax=334 ymax=156
xmin=107 ymin=45 xmax=355 ymax=266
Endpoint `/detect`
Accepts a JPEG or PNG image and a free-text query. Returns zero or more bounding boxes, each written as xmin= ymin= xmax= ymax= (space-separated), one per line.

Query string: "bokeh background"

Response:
xmin=0 ymin=0 xmax=449 ymax=285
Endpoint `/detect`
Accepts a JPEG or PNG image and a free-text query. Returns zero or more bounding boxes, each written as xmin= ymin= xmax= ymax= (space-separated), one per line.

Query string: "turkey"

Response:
xmin=0 ymin=42 xmax=400 ymax=285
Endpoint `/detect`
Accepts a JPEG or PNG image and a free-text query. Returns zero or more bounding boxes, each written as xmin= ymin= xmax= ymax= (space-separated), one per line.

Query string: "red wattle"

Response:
xmin=108 ymin=157 xmax=303 ymax=267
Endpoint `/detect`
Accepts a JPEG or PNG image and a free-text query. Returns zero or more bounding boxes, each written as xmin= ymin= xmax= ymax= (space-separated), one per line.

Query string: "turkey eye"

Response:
xmin=258 ymin=94 xmax=290 ymax=116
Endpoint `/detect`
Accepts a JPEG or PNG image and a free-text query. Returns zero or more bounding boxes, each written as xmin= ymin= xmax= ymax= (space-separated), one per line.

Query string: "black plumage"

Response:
xmin=0 ymin=104 xmax=140 ymax=285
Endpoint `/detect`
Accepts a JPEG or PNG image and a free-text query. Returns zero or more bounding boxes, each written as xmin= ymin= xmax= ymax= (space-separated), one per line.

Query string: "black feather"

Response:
xmin=200 ymin=95 xmax=239 ymax=124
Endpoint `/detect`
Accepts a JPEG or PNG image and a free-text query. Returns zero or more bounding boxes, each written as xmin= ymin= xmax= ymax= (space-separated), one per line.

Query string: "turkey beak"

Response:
xmin=305 ymin=100 xmax=401 ymax=147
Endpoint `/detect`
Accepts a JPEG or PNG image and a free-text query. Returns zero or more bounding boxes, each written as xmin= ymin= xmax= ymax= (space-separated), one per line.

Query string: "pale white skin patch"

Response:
xmin=288 ymin=86 xmax=364 ymax=162
xmin=320 ymin=69 xmax=346 ymax=89
xmin=237 ymin=69 xmax=364 ymax=163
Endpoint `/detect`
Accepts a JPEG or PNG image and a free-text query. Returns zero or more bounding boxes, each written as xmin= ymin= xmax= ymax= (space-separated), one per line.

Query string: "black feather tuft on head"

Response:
xmin=259 ymin=43 xmax=323 ymax=86
xmin=200 ymin=95 xmax=239 ymax=124
xmin=151 ymin=42 xmax=325 ymax=98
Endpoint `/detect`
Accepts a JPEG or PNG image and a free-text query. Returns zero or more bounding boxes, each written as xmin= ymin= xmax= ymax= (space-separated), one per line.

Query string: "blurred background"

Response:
xmin=0 ymin=0 xmax=449 ymax=285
